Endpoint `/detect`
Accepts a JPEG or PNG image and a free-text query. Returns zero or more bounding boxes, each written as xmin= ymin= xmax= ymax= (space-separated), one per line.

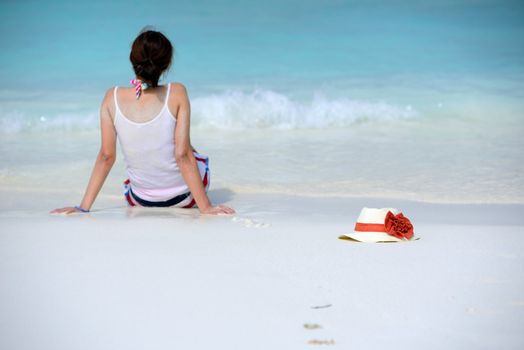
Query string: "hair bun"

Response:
xmin=129 ymin=29 xmax=173 ymax=87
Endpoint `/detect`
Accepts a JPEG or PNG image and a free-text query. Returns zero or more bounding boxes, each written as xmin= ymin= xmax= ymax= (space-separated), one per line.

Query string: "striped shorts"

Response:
xmin=123 ymin=153 xmax=210 ymax=208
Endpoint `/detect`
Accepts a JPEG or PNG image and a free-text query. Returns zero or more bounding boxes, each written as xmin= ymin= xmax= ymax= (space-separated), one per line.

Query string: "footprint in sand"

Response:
xmin=307 ymin=339 xmax=336 ymax=346
xmin=304 ymin=323 xmax=322 ymax=330
xmin=232 ymin=216 xmax=270 ymax=228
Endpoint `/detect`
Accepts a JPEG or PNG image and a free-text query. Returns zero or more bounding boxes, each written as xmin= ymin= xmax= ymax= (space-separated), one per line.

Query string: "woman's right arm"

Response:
xmin=50 ymin=88 xmax=117 ymax=214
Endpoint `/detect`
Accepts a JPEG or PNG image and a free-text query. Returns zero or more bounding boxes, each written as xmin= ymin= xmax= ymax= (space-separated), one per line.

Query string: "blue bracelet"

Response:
xmin=74 ymin=205 xmax=90 ymax=213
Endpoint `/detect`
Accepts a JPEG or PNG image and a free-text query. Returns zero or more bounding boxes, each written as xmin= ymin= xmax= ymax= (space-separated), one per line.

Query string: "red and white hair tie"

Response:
xmin=130 ymin=79 xmax=149 ymax=99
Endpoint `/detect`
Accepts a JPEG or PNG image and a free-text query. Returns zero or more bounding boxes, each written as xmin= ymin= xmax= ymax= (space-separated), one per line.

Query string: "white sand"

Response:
xmin=1 ymin=192 xmax=523 ymax=349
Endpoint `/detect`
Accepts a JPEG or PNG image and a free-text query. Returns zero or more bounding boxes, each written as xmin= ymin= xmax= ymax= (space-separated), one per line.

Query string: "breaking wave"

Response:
xmin=0 ymin=89 xmax=417 ymax=133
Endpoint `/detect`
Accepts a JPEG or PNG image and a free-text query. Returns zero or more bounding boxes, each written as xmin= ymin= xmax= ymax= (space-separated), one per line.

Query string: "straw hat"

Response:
xmin=340 ymin=207 xmax=415 ymax=243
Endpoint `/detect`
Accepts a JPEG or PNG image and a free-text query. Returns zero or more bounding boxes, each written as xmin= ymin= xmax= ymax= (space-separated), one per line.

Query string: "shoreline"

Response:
xmin=2 ymin=189 xmax=523 ymax=225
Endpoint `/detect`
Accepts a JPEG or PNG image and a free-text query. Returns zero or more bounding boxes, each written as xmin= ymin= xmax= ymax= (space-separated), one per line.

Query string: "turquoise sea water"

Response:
xmin=1 ymin=0 xmax=523 ymax=203
xmin=1 ymin=0 xmax=523 ymax=127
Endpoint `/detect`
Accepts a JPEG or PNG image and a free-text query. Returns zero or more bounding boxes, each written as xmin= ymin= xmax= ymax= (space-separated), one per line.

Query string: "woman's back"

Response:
xmin=114 ymin=84 xmax=171 ymax=123
xmin=113 ymin=83 xmax=190 ymax=201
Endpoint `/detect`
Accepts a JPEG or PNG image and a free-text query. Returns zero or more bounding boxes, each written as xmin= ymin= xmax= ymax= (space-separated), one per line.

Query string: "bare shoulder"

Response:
xmin=171 ymin=82 xmax=187 ymax=92
xmin=100 ymin=87 xmax=116 ymax=120
xmin=167 ymin=83 xmax=190 ymax=120
xmin=101 ymin=87 xmax=115 ymax=106
xmin=169 ymin=82 xmax=189 ymax=100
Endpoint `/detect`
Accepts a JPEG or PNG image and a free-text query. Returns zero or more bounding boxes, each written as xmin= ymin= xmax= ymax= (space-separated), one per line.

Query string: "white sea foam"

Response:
xmin=0 ymin=107 xmax=99 ymax=134
xmin=191 ymin=90 xmax=417 ymax=129
xmin=0 ymin=90 xmax=417 ymax=133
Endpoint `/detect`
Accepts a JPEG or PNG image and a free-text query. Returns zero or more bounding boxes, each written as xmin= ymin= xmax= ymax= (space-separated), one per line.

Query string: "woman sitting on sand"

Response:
xmin=52 ymin=29 xmax=235 ymax=216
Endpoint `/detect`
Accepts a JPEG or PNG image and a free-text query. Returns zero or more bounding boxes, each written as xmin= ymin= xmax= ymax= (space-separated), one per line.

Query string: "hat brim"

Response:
xmin=339 ymin=231 xmax=405 ymax=243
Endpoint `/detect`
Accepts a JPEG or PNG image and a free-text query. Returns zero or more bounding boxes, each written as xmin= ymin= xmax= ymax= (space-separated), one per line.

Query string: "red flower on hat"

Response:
xmin=384 ymin=211 xmax=414 ymax=240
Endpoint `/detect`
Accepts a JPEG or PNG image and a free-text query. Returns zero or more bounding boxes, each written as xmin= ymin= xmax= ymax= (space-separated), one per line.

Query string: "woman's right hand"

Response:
xmin=201 ymin=204 xmax=236 ymax=215
xmin=50 ymin=206 xmax=86 ymax=215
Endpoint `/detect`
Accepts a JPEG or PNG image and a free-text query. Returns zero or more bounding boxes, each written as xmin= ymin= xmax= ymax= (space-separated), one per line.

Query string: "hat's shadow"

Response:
xmin=338 ymin=235 xmax=416 ymax=243
xmin=338 ymin=236 xmax=396 ymax=243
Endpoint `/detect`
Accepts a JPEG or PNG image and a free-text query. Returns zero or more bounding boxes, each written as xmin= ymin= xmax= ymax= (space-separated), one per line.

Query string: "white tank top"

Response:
xmin=113 ymin=83 xmax=189 ymax=201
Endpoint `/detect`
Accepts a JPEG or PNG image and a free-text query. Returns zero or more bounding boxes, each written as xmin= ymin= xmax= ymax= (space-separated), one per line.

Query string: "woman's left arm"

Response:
xmin=51 ymin=89 xmax=117 ymax=214
xmin=173 ymin=84 xmax=234 ymax=215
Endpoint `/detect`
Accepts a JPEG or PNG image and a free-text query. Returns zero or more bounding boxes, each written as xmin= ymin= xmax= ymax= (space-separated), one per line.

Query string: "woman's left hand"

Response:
xmin=200 ymin=204 xmax=236 ymax=215
xmin=50 ymin=207 xmax=86 ymax=215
